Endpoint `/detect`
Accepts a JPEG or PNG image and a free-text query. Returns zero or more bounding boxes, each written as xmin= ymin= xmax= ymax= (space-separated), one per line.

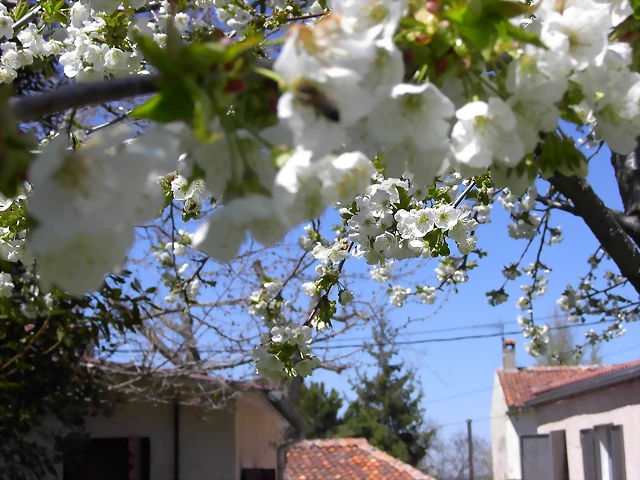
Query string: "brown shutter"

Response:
xmin=549 ymin=430 xmax=569 ymax=480
xmin=610 ymin=425 xmax=626 ymax=480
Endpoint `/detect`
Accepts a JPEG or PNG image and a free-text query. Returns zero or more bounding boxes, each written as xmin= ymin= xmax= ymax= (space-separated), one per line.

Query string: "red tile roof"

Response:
xmin=498 ymin=359 xmax=640 ymax=408
xmin=285 ymin=438 xmax=436 ymax=480
xmin=531 ymin=358 xmax=640 ymax=396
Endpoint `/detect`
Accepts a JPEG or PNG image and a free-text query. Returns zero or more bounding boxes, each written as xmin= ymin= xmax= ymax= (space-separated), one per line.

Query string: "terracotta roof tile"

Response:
xmin=285 ymin=438 xmax=436 ymax=480
xmin=498 ymin=358 xmax=640 ymax=408
xmin=530 ymin=358 xmax=640 ymax=396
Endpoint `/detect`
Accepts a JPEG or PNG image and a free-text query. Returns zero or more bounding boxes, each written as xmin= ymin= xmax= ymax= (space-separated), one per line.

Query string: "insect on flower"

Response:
xmin=296 ymin=83 xmax=340 ymax=123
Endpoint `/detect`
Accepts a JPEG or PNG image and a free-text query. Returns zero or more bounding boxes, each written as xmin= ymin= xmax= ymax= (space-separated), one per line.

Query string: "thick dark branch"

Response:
xmin=9 ymin=75 xmax=160 ymax=121
xmin=610 ymin=209 xmax=640 ymax=247
xmin=611 ymin=144 xmax=640 ymax=247
xmin=548 ymin=173 xmax=640 ymax=295
xmin=611 ymin=147 xmax=640 ymax=216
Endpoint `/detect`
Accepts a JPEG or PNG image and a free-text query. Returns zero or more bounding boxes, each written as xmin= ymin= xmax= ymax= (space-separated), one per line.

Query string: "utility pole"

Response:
xmin=467 ymin=419 xmax=474 ymax=480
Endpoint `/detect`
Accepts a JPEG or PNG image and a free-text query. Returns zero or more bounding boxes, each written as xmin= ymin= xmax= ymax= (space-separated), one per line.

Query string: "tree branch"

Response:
xmin=536 ymin=194 xmax=576 ymax=214
xmin=548 ymin=173 xmax=640 ymax=295
xmin=611 ymin=144 xmax=640 ymax=247
xmin=9 ymin=74 xmax=160 ymax=121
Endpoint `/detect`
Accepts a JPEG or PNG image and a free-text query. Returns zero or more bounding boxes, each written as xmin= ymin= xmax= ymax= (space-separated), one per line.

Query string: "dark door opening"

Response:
xmin=63 ymin=437 xmax=150 ymax=480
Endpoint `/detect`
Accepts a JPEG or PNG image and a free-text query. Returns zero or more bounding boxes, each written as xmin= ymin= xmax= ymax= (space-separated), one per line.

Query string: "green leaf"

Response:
xmin=498 ymin=21 xmax=547 ymax=48
xmin=12 ymin=0 xmax=30 ymax=20
xmin=134 ymin=34 xmax=180 ymax=77
xmin=396 ymin=186 xmax=411 ymax=210
xmin=185 ymin=81 xmax=218 ymax=143
xmin=483 ymin=0 xmax=535 ymax=19
xmin=131 ymin=83 xmax=194 ymax=123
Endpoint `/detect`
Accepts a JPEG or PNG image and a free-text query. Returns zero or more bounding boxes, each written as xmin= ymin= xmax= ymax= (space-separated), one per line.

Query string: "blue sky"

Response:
xmin=306 ymin=142 xmax=640 ymax=441
xmin=121 ymin=135 xmax=640 ymax=442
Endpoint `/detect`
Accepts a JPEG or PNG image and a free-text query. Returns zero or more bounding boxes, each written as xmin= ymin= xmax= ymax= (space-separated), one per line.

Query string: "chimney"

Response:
xmin=503 ymin=338 xmax=517 ymax=371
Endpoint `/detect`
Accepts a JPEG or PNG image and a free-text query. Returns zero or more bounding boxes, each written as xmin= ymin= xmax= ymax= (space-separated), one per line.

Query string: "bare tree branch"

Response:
xmin=536 ymin=194 xmax=576 ymax=214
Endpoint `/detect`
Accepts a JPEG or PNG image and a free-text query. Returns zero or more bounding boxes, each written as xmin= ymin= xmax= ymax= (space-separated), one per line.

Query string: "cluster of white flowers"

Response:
xmin=389 ymin=285 xmax=411 ymax=307
xmin=26 ymin=124 xmax=181 ymax=295
xmin=170 ymin=174 xmax=207 ymax=219
xmin=435 ymin=258 xmax=468 ymax=285
xmin=418 ymin=286 xmax=437 ymax=305
xmin=0 ymin=0 xmax=199 ymax=85
xmin=3 ymin=0 xmax=640 ymax=380
xmin=58 ymin=3 xmax=140 ymax=81
xmin=253 ymin=324 xmax=320 ymax=378
xmin=0 ymin=272 xmax=13 ymax=297
xmin=370 ymin=260 xmax=394 ymax=283
xmin=557 ymin=285 xmax=581 ymax=312
xmin=344 ymin=175 xmax=479 ymax=264
xmin=0 ymin=22 xmax=62 ymax=84
xmin=248 ymin=279 xmax=285 ymax=324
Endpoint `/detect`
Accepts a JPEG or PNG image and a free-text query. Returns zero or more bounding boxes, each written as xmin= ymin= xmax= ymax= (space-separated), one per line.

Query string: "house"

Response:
xmin=284 ymin=438 xmax=436 ymax=480
xmin=42 ymin=362 xmax=304 ymax=480
xmin=491 ymin=338 xmax=640 ymax=480
xmin=37 ymin=360 xmax=437 ymax=480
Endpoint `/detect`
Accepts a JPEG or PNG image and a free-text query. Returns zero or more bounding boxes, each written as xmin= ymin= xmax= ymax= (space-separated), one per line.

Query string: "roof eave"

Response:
xmin=525 ymin=364 xmax=640 ymax=407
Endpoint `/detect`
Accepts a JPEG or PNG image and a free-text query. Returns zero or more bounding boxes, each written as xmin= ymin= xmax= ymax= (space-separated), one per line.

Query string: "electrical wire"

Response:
xmin=311 ymin=318 xmax=620 ymax=350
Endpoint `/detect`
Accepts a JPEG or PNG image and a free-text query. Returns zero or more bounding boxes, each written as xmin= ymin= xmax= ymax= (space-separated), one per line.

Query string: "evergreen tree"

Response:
xmin=336 ymin=319 xmax=435 ymax=467
xmin=297 ymin=381 xmax=344 ymax=439
xmin=535 ymin=310 xmax=603 ymax=366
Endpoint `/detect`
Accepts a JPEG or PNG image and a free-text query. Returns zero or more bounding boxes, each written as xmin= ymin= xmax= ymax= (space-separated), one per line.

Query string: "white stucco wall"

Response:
xmin=234 ymin=392 xmax=286 ymax=477
xmin=86 ymin=401 xmax=175 ymax=480
xmin=34 ymin=390 xmax=286 ymax=480
xmin=536 ymin=379 xmax=640 ymax=480
xmin=179 ymin=402 xmax=236 ymax=480
xmin=491 ymin=372 xmax=509 ymax=480
xmin=81 ymin=400 xmax=237 ymax=480
xmin=490 ymin=371 xmax=538 ymax=480
xmin=506 ymin=410 xmax=538 ymax=480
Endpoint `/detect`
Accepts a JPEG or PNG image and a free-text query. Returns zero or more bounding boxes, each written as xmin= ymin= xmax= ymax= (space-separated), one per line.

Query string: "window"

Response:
xmin=580 ymin=425 xmax=626 ymax=480
xmin=520 ymin=431 xmax=568 ymax=480
xmin=63 ymin=437 xmax=150 ymax=480
xmin=241 ymin=469 xmax=276 ymax=480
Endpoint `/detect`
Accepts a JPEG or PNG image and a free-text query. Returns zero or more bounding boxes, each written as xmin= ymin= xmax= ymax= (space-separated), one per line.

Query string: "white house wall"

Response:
xmin=179 ymin=401 xmax=236 ymax=480
xmin=505 ymin=410 xmax=538 ymax=480
xmin=536 ymin=379 xmax=640 ymax=480
xmin=490 ymin=371 xmax=539 ymax=480
xmin=234 ymin=392 xmax=288 ymax=479
xmin=54 ymin=400 xmax=237 ymax=480
xmin=491 ymin=372 xmax=509 ymax=480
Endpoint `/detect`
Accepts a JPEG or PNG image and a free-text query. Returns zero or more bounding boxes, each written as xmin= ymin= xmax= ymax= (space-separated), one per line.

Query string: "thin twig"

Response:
xmin=303 ymin=241 xmax=354 ymax=327
xmin=0 ymin=316 xmax=51 ymax=371
xmin=452 ymin=179 xmax=476 ymax=208
xmin=85 ymin=108 xmax=134 ymax=135
xmin=283 ymin=12 xmax=326 ymax=22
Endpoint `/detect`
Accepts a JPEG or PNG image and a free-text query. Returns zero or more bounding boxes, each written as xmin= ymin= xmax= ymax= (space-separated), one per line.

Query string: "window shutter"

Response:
xmin=580 ymin=429 xmax=600 ymax=480
xmin=610 ymin=426 xmax=626 ymax=480
xmin=549 ymin=430 xmax=569 ymax=480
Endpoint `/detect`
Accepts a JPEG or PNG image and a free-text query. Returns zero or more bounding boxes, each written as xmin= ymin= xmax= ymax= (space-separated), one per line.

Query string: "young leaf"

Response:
xmin=131 ymin=83 xmax=194 ymax=122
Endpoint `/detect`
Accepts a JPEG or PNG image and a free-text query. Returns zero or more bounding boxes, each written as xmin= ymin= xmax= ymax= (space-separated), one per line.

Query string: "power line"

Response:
xmin=423 ymin=386 xmax=495 ymax=406
xmin=107 ymin=317 xmax=623 ymax=354
xmin=312 ymin=318 xmax=620 ymax=350
xmin=435 ymin=414 xmax=507 ymax=429
xmin=314 ymin=312 xmax=603 ymax=344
